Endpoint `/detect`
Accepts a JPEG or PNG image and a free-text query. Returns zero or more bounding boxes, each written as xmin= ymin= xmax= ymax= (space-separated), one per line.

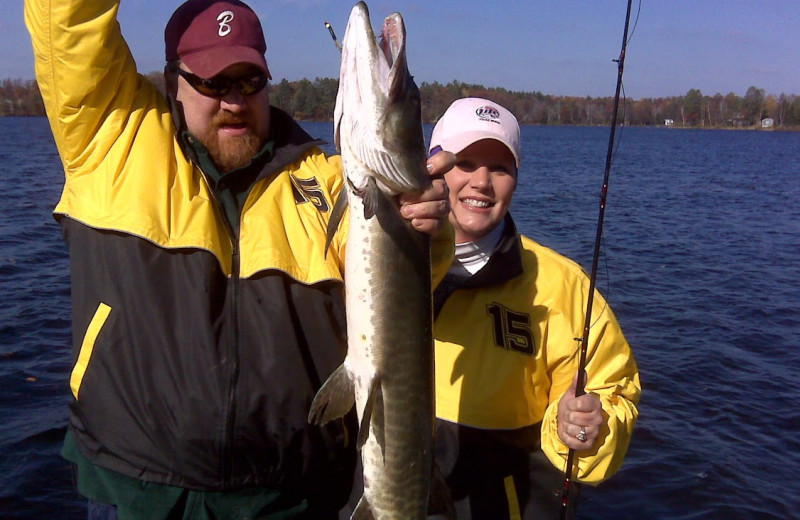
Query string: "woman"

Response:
xmin=430 ymin=98 xmax=641 ymax=519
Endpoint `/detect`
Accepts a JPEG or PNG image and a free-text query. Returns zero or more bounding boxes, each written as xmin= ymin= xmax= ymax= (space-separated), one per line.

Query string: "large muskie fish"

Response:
xmin=308 ymin=2 xmax=446 ymax=519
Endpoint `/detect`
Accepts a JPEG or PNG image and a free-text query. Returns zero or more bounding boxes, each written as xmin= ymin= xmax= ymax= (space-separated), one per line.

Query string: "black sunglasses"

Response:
xmin=170 ymin=65 xmax=269 ymax=98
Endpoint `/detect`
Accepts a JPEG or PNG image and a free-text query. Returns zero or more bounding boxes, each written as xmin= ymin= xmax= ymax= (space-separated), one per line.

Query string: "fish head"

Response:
xmin=334 ymin=2 xmax=428 ymax=196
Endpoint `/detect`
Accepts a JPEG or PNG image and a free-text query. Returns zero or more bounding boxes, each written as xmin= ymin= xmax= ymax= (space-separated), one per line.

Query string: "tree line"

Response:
xmin=3 ymin=75 xmax=799 ymax=130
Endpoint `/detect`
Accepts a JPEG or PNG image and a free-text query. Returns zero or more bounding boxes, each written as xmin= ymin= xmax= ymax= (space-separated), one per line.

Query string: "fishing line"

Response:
xmin=591 ymin=64 xmax=625 ymax=330
xmin=585 ymin=0 xmax=638 ymax=332
xmin=559 ymin=0 xmax=639 ymax=518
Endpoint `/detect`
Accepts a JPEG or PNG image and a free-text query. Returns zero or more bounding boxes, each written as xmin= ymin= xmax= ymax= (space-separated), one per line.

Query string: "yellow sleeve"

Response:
xmin=540 ymin=290 xmax=641 ymax=485
xmin=24 ymin=0 xmax=161 ymax=176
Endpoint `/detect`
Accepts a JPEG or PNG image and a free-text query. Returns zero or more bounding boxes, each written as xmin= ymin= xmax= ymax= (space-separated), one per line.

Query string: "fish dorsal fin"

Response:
xmin=324 ymin=188 xmax=349 ymax=259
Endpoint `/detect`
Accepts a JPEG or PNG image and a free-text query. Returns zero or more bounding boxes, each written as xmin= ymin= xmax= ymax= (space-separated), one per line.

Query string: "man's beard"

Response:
xmin=200 ymin=113 xmax=264 ymax=173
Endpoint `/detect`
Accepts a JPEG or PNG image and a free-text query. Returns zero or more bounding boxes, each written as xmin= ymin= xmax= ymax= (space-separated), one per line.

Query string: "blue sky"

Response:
xmin=4 ymin=1 xmax=799 ymax=99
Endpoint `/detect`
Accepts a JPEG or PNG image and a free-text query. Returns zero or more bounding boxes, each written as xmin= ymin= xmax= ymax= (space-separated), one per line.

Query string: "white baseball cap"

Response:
xmin=429 ymin=97 xmax=521 ymax=168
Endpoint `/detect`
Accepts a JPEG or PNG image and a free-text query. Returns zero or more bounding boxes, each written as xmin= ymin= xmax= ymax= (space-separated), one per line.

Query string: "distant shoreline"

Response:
xmin=4 ymin=77 xmax=799 ymax=131
xmin=5 ymin=114 xmax=797 ymax=133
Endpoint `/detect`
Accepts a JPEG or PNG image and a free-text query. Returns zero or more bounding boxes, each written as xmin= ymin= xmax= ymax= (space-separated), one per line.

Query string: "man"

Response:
xmin=24 ymin=0 xmax=453 ymax=518
xmin=428 ymin=98 xmax=641 ymax=519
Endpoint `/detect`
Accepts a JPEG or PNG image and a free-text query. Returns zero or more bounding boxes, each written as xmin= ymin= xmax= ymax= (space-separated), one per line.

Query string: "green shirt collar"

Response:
xmin=181 ymin=130 xmax=275 ymax=185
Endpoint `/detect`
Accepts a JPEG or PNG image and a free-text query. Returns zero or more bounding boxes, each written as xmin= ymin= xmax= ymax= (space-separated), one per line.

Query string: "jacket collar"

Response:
xmin=257 ymin=107 xmax=326 ymax=183
xmin=433 ymin=214 xmax=523 ymax=318
xmin=460 ymin=213 xmax=523 ymax=289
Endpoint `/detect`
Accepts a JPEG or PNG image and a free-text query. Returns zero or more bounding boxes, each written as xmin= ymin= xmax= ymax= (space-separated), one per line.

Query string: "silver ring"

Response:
xmin=576 ymin=427 xmax=587 ymax=442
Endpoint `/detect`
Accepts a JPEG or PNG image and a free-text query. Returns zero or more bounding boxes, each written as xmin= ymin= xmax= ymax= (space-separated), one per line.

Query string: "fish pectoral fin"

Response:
xmin=308 ymin=364 xmax=355 ymax=425
xmin=325 ymin=189 xmax=349 ymax=259
xmin=362 ymin=176 xmax=381 ymax=220
xmin=350 ymin=495 xmax=374 ymax=520
xmin=428 ymin=460 xmax=457 ymax=519
xmin=356 ymin=374 xmax=381 ymax=450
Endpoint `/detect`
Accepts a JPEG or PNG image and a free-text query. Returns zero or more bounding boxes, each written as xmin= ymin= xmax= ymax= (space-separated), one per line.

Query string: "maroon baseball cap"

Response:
xmin=165 ymin=0 xmax=271 ymax=79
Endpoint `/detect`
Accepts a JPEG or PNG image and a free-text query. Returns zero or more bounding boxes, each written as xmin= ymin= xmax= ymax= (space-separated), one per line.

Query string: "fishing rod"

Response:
xmin=325 ymin=21 xmax=343 ymax=51
xmin=559 ymin=0 xmax=636 ymax=518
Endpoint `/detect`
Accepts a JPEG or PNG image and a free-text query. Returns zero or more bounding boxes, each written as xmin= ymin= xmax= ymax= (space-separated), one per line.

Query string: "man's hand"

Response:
xmin=398 ymin=150 xmax=456 ymax=236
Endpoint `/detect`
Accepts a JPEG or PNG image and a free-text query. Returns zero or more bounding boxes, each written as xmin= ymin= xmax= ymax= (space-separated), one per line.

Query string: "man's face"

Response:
xmin=444 ymin=139 xmax=517 ymax=244
xmin=173 ymin=62 xmax=271 ymax=172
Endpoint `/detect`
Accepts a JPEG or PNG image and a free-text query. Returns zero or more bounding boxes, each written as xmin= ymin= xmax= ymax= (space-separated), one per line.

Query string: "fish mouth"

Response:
xmin=344 ymin=2 xmax=408 ymax=103
xmin=334 ymin=2 xmax=427 ymax=195
xmin=380 ymin=14 xmax=409 ymax=100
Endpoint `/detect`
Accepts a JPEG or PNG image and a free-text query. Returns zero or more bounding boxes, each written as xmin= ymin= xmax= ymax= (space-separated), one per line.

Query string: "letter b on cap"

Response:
xmin=217 ymin=11 xmax=234 ymax=37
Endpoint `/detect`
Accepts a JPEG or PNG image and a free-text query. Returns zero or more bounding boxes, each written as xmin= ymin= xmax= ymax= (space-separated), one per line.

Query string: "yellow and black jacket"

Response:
xmin=432 ymin=215 xmax=640 ymax=518
xmin=25 ymin=0 xmax=455 ymax=508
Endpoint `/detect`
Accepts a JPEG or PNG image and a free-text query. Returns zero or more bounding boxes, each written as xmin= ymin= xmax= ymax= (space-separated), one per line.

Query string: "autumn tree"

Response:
xmin=683 ymin=89 xmax=703 ymax=126
xmin=310 ymin=77 xmax=338 ymax=120
xmin=0 ymin=79 xmax=45 ymax=116
xmin=763 ymin=94 xmax=777 ymax=121
xmin=741 ymin=86 xmax=765 ymax=125
xmin=270 ymin=79 xmax=295 ymax=114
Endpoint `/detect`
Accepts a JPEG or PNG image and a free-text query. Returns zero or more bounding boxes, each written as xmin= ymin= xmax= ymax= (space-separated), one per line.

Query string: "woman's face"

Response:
xmin=444 ymin=139 xmax=517 ymax=243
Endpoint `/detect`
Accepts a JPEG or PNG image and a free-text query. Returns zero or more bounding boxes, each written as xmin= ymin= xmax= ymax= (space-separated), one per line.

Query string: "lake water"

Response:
xmin=1 ymin=117 xmax=798 ymax=519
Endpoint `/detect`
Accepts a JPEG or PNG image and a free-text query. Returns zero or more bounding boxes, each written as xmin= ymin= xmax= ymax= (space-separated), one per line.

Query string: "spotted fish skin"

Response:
xmin=307 ymin=2 xmax=435 ymax=519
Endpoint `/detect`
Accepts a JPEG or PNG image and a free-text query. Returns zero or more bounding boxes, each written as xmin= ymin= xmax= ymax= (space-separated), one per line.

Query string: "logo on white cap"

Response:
xmin=475 ymin=105 xmax=502 ymax=124
xmin=217 ymin=11 xmax=235 ymax=37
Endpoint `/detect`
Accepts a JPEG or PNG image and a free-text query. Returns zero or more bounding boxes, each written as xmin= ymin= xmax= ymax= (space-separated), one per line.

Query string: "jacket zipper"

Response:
xmin=194 ymin=134 xmax=323 ymax=485
xmin=222 ymin=239 xmax=241 ymax=487
xmin=198 ymin=164 xmax=240 ymax=488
